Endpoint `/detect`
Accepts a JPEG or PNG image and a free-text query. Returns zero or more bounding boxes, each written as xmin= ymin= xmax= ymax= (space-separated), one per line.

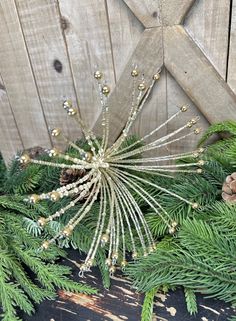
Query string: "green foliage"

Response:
xmin=0 ymin=154 xmax=96 ymax=321
xmin=198 ymin=120 xmax=236 ymax=146
xmin=128 ymin=122 xmax=236 ymax=320
xmin=184 ymin=288 xmax=198 ymax=315
xmin=141 ymin=288 xmax=157 ymax=321
xmin=2 ymin=125 xmax=236 ymax=320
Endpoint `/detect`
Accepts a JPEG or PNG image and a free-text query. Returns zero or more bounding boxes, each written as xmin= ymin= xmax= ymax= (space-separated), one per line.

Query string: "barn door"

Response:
xmin=93 ymin=0 xmax=236 ymax=154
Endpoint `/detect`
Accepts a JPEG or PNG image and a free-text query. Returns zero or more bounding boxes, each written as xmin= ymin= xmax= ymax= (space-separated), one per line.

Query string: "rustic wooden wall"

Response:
xmin=0 ymin=0 xmax=236 ymax=162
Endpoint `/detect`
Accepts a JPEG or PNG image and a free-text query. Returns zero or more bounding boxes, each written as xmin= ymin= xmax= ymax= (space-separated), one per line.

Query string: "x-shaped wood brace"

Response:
xmin=93 ymin=0 xmax=236 ymax=143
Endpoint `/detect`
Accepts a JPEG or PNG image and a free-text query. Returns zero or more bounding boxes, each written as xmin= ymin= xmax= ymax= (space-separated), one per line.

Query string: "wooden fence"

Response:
xmin=1 ymin=0 xmax=236 ymax=162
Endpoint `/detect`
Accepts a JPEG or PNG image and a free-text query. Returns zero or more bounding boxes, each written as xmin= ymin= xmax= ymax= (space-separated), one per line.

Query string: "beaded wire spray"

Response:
xmin=19 ymin=69 xmax=204 ymax=277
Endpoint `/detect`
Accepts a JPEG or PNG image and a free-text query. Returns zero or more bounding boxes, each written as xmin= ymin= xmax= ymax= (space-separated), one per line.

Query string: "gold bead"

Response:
xmin=63 ymin=99 xmax=72 ymax=109
xmin=80 ymin=263 xmax=87 ymax=271
xmin=37 ymin=217 xmax=47 ymax=227
xmin=191 ymin=118 xmax=198 ymax=125
xmin=19 ymin=154 xmax=31 ymax=164
xmin=67 ymin=107 xmax=77 ymax=116
xmin=112 ymin=252 xmax=118 ymax=260
xmin=168 ymin=227 xmax=176 ymax=234
xmin=131 ymin=69 xmax=139 ymax=77
xmin=48 ymin=148 xmax=59 ymax=157
xmin=51 ymin=128 xmax=61 ymax=137
xmin=86 ymin=259 xmax=94 ymax=267
xmin=101 ymin=233 xmax=109 ymax=244
xmin=94 ymin=70 xmax=103 ymax=79
xmin=198 ymin=160 xmax=205 ymax=166
xmin=121 ymin=260 xmax=128 ymax=268
xmin=109 ymin=265 xmax=116 ymax=274
xmin=50 ymin=191 xmax=60 ymax=202
xmin=132 ymin=251 xmax=138 ymax=259
xmin=102 ymin=85 xmax=110 ymax=96
xmin=148 ymin=246 xmax=154 ymax=253
xmin=192 ymin=202 xmax=199 ymax=209
xmin=138 ymin=83 xmax=146 ymax=91
xmin=105 ymin=258 xmax=111 ymax=266
xmin=42 ymin=241 xmax=49 ymax=250
xmin=143 ymin=251 xmax=148 ymax=257
xmin=29 ymin=194 xmax=40 ymax=204
xmin=62 ymin=225 xmax=73 ymax=237
xmin=193 ymin=152 xmax=199 ymax=158
xmin=180 ymin=105 xmax=188 ymax=112
xmin=197 ymin=168 xmax=203 ymax=174
xmin=194 ymin=128 xmax=201 ymax=135
xmin=171 ymin=221 xmax=178 ymax=228
xmin=153 ymin=73 xmax=160 ymax=81
xmin=85 ymin=151 xmax=93 ymax=162
xmin=187 ymin=121 xmax=193 ymax=128
xmin=152 ymin=243 xmax=157 ymax=250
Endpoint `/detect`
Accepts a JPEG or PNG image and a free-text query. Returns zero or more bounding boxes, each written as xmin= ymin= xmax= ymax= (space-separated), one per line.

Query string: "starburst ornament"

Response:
xmin=19 ymin=69 xmax=205 ymax=276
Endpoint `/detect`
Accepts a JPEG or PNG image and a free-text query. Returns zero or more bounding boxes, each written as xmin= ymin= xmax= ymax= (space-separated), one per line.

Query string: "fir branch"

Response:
xmin=184 ymin=288 xmax=198 ymax=315
xmin=141 ymin=288 xmax=157 ymax=321
xmin=198 ymin=120 xmax=236 ymax=146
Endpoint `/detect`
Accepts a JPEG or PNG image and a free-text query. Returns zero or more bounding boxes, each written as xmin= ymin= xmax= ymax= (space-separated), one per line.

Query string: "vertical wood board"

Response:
xmin=15 ymin=0 xmax=82 ymax=145
xmin=228 ymin=0 xmax=236 ymax=93
xmin=0 ymin=74 xmax=23 ymax=162
xmin=185 ymin=0 xmax=231 ymax=78
xmin=0 ymin=0 xmax=51 ymax=151
xmin=58 ymin=0 xmax=115 ymax=129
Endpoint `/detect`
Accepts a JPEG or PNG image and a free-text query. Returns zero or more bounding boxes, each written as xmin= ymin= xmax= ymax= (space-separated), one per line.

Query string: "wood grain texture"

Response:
xmin=161 ymin=0 xmax=196 ymax=26
xmin=228 ymin=0 xmax=236 ymax=93
xmin=0 ymin=0 xmax=51 ymax=153
xmin=106 ymin=0 xmax=165 ymax=152
xmin=130 ymin=68 xmax=167 ymax=157
xmin=185 ymin=0 xmax=231 ymax=78
xmin=164 ymin=25 xmax=236 ymax=124
xmin=123 ymin=0 xmax=161 ymax=28
xmin=0 ymin=74 xmax=23 ymax=162
xmin=106 ymin=0 xmax=143 ymax=80
xmin=167 ymin=0 xmax=230 ymax=153
xmin=166 ymin=71 xmax=209 ymax=154
xmin=93 ymin=27 xmax=164 ymax=143
xmin=58 ymin=0 xmax=115 ymax=129
xmin=15 ymin=0 xmax=82 ymax=144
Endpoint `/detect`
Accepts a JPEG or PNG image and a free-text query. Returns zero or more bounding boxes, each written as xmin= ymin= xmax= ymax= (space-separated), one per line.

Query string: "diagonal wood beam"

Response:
xmin=122 ymin=0 xmax=196 ymax=28
xmin=122 ymin=0 xmax=161 ymax=28
xmin=164 ymin=25 xmax=236 ymax=123
xmin=93 ymin=27 xmax=164 ymax=142
xmin=161 ymin=0 xmax=196 ymax=26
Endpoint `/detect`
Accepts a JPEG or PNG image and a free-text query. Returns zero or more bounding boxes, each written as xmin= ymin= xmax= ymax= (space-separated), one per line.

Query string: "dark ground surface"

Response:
xmin=21 ymin=249 xmax=235 ymax=321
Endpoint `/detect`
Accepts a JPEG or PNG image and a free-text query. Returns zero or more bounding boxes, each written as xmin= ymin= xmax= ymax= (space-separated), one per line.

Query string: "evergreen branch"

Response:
xmin=198 ymin=121 xmax=236 ymax=146
xmin=141 ymin=288 xmax=157 ymax=321
xmin=184 ymin=288 xmax=198 ymax=315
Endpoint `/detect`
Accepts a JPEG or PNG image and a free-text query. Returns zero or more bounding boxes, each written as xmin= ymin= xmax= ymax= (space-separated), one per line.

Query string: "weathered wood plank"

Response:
xmin=166 ymin=71 xmax=209 ymax=154
xmin=130 ymin=68 xmax=167 ymax=156
xmin=123 ymin=0 xmax=161 ymax=28
xmin=164 ymin=25 xmax=236 ymax=124
xmin=106 ymin=0 xmax=143 ymax=80
xmin=161 ymin=0 xmax=196 ymax=26
xmin=167 ymin=0 xmax=230 ymax=153
xmin=228 ymin=0 xmax=236 ymax=93
xmin=15 ymin=0 xmax=82 ymax=144
xmin=106 ymin=0 xmax=166 ymax=152
xmin=58 ymin=0 xmax=115 ymax=129
xmin=0 ymin=74 xmax=23 ymax=162
xmin=185 ymin=0 xmax=231 ymax=78
xmin=0 ymin=0 xmax=51 ymax=152
xmin=93 ymin=27 xmax=164 ymax=143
